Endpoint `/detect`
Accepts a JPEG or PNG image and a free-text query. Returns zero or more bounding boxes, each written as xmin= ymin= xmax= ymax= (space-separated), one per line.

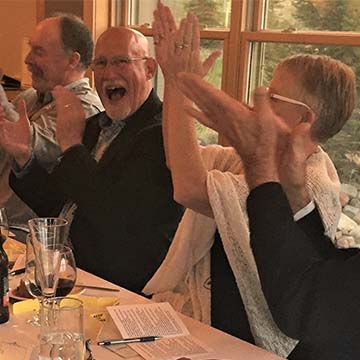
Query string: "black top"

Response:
xmin=248 ymin=182 xmax=360 ymax=360
xmin=211 ymin=229 xmax=254 ymax=343
xmin=10 ymin=90 xmax=184 ymax=294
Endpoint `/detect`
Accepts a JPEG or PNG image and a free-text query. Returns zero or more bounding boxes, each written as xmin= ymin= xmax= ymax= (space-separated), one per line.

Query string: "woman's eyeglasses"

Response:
xmin=269 ymin=93 xmax=312 ymax=112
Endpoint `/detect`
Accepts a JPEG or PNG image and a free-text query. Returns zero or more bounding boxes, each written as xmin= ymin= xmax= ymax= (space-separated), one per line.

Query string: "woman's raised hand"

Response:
xmin=153 ymin=1 xmax=220 ymax=80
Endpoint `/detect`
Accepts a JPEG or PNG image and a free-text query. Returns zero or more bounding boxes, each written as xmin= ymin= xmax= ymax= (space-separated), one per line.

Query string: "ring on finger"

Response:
xmin=182 ymin=43 xmax=190 ymax=48
xmin=175 ymin=43 xmax=185 ymax=49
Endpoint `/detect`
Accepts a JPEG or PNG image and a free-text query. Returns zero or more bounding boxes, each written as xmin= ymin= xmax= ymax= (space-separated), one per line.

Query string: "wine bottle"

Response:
xmin=0 ymin=234 xmax=9 ymax=324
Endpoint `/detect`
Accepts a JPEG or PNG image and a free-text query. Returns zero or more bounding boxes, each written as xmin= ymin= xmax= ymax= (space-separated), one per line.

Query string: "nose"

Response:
xmin=25 ymin=50 xmax=33 ymax=65
xmin=101 ymin=63 xmax=118 ymax=80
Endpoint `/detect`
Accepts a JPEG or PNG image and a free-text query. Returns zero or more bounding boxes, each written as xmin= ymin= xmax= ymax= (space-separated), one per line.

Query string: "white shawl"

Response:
xmin=143 ymin=145 xmax=341 ymax=358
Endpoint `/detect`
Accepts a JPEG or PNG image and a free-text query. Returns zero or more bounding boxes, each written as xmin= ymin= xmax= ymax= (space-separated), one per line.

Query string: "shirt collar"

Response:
xmin=36 ymin=78 xmax=91 ymax=106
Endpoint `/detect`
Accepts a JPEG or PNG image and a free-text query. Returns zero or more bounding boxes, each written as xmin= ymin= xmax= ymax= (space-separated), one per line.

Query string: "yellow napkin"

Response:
xmin=13 ymin=294 xmax=119 ymax=315
xmin=13 ymin=294 xmax=120 ymax=340
xmin=13 ymin=298 xmax=40 ymax=314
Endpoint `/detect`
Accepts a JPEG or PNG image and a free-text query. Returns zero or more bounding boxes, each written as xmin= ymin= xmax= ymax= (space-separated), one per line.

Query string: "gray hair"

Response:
xmin=55 ymin=13 xmax=94 ymax=70
xmin=275 ymin=54 xmax=356 ymax=142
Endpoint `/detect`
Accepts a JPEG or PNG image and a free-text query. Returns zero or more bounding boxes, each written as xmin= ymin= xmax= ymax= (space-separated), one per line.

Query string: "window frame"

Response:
xmin=113 ymin=0 xmax=360 ymax=144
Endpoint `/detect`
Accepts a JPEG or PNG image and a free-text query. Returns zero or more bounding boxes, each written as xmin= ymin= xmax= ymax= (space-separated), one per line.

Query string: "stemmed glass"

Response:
xmin=24 ymin=238 xmax=77 ymax=325
xmin=24 ymin=217 xmax=69 ymax=325
xmin=28 ymin=217 xmax=68 ymax=298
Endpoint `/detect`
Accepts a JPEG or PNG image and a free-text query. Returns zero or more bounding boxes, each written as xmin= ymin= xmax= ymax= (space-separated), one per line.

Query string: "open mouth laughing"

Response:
xmin=105 ymin=86 xmax=126 ymax=101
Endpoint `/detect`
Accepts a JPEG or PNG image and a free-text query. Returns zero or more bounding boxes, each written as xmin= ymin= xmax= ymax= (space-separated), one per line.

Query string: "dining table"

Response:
xmin=3 ymin=265 xmax=285 ymax=360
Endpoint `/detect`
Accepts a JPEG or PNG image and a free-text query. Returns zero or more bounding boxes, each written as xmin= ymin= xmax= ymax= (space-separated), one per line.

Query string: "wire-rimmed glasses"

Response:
xmin=91 ymin=56 xmax=149 ymax=71
xmin=269 ymin=93 xmax=312 ymax=112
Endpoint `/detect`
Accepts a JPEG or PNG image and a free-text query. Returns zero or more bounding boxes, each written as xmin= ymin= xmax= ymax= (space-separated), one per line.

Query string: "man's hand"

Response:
xmin=52 ymin=86 xmax=86 ymax=152
xmin=0 ymin=100 xmax=32 ymax=167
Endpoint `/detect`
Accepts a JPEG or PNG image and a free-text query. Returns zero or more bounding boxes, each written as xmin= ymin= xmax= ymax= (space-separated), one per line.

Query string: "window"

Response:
xmin=114 ymin=0 xmax=360 ymax=194
xmin=115 ymin=0 xmax=231 ymax=145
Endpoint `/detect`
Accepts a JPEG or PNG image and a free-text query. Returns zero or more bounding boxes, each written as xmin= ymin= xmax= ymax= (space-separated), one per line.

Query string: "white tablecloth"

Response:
xmin=3 ymin=268 xmax=284 ymax=360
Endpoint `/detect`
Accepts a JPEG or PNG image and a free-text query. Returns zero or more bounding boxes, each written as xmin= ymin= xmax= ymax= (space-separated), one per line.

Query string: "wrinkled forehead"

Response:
xmin=30 ymin=17 xmax=61 ymax=46
xmin=95 ymin=28 xmax=149 ymax=58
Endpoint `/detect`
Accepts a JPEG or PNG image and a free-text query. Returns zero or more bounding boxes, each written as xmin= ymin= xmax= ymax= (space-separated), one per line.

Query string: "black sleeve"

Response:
xmin=247 ymin=182 xmax=360 ymax=341
xmin=51 ymin=127 xmax=175 ymax=233
xmin=9 ymin=157 xmax=66 ymax=217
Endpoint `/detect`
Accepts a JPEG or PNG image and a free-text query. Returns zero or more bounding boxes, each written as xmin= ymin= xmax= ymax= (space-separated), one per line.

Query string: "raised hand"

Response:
xmin=52 ymin=86 xmax=86 ymax=152
xmin=176 ymin=73 xmax=293 ymax=188
xmin=153 ymin=2 xmax=220 ymax=80
xmin=0 ymin=100 xmax=32 ymax=167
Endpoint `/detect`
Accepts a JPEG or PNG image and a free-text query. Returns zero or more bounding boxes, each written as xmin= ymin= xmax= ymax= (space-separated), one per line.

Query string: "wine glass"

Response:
xmin=24 ymin=239 xmax=77 ymax=325
xmin=28 ymin=217 xmax=68 ymax=298
xmin=24 ymin=234 xmax=44 ymax=325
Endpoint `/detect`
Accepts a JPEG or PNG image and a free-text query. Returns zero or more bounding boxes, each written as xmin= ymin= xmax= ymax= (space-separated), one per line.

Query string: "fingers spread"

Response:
xmin=184 ymin=105 xmax=215 ymax=130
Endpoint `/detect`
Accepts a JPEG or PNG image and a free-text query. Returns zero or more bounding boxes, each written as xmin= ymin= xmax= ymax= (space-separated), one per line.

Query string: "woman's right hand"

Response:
xmin=153 ymin=2 xmax=220 ymax=81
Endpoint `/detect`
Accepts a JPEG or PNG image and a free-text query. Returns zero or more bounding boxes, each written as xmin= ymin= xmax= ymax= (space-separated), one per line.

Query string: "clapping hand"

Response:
xmin=153 ymin=1 xmax=220 ymax=81
xmin=52 ymin=86 xmax=86 ymax=152
xmin=0 ymin=99 xmax=32 ymax=167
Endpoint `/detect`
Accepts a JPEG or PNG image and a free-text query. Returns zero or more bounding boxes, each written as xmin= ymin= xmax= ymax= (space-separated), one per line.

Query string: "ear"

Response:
xmin=67 ymin=51 xmax=81 ymax=70
xmin=144 ymin=57 xmax=157 ymax=80
xmin=292 ymin=117 xmax=319 ymax=158
xmin=301 ymin=108 xmax=316 ymax=126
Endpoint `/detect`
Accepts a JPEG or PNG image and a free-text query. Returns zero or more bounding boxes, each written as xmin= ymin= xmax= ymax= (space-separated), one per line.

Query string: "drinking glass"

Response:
xmin=24 ymin=239 xmax=77 ymax=325
xmin=40 ymin=297 xmax=85 ymax=360
xmin=24 ymin=235 xmax=44 ymax=325
xmin=28 ymin=217 xmax=68 ymax=298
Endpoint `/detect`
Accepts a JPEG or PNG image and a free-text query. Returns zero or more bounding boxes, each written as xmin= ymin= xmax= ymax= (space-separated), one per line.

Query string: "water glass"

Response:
xmin=40 ymin=297 xmax=85 ymax=360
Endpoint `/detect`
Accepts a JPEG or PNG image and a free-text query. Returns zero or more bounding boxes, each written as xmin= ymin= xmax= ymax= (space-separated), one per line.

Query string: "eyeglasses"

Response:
xmin=91 ymin=56 xmax=149 ymax=70
xmin=269 ymin=93 xmax=312 ymax=111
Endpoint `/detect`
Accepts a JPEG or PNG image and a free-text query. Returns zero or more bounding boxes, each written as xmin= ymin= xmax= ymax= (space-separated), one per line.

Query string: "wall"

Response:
xmin=0 ymin=0 xmax=36 ymax=83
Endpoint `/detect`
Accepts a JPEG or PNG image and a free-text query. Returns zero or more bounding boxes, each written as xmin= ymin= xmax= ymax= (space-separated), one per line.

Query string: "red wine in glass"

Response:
xmin=56 ymin=278 xmax=76 ymax=296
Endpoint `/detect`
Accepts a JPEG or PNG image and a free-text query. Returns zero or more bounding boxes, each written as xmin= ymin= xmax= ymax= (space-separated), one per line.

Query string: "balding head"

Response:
xmin=93 ymin=27 xmax=157 ymax=121
xmin=97 ymin=27 xmax=150 ymax=59
xmin=25 ymin=15 xmax=91 ymax=91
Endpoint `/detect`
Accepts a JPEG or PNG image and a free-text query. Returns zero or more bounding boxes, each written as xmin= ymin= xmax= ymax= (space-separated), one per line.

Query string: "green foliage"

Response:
xmin=183 ymin=0 xmax=226 ymax=28
xmin=265 ymin=0 xmax=360 ymax=187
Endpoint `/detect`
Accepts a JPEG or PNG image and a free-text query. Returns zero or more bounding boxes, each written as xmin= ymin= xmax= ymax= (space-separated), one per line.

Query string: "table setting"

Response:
xmin=1 ymin=211 xmax=285 ymax=360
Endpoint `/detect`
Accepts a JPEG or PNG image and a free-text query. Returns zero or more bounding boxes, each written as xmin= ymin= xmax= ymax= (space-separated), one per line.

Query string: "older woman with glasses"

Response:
xmin=143 ymin=2 xmax=356 ymax=358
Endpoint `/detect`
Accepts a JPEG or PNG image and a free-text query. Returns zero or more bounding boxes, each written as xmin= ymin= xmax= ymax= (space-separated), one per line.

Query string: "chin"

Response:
xmin=105 ymin=108 xmax=129 ymax=121
xmin=103 ymin=101 xmax=130 ymax=121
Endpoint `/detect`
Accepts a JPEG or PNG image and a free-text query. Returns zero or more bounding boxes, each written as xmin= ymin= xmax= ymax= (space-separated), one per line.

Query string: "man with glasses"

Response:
xmin=5 ymin=27 xmax=184 ymax=294
xmin=175 ymin=54 xmax=357 ymax=359
xmin=0 ymin=14 xmax=103 ymax=232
